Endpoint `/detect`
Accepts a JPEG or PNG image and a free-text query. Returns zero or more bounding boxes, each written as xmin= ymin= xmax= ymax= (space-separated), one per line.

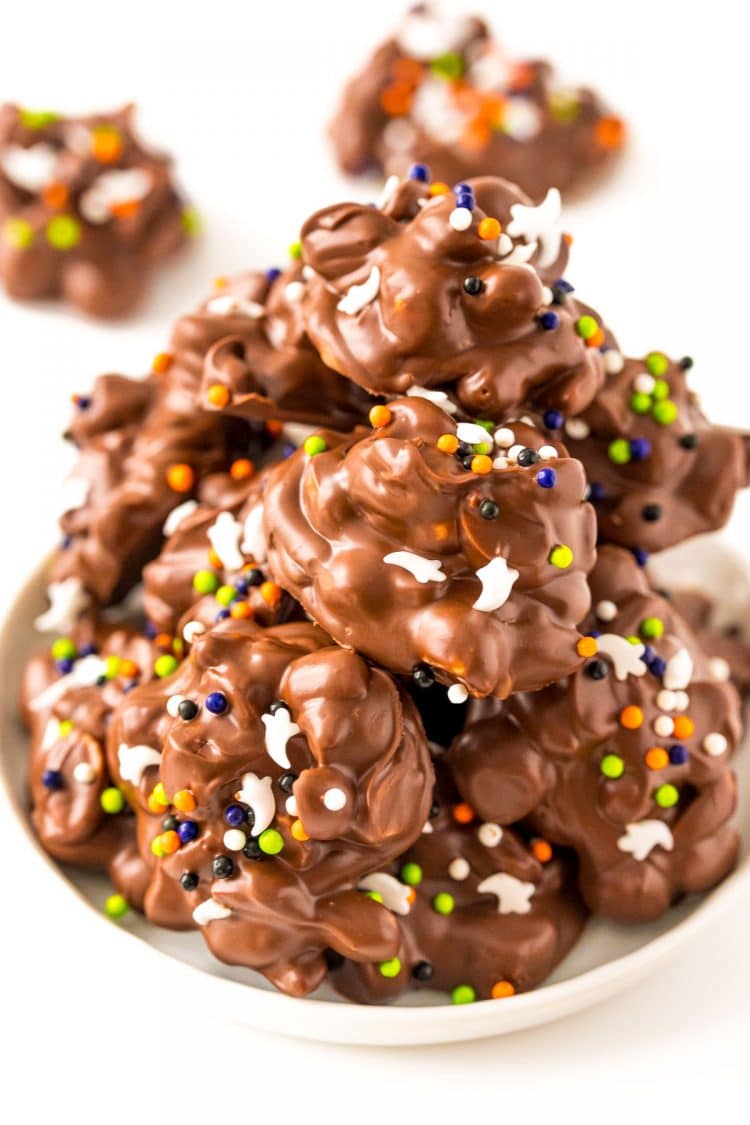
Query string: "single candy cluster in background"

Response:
xmin=0 ymin=103 xmax=197 ymax=317
xmin=20 ymin=159 xmax=750 ymax=1006
xmin=329 ymin=4 xmax=626 ymax=201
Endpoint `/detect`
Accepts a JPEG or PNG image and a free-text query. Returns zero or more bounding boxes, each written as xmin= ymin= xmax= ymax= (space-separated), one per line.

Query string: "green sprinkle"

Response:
xmin=652 ymin=400 xmax=678 ymax=426
xmin=451 ymin=984 xmax=476 ymax=1005
xmin=629 ymin=392 xmax=652 ymax=415
xmin=303 ymin=435 xmax=327 ymax=456
xmin=645 ymin=351 xmax=669 ymax=377
xmin=46 ymin=215 xmax=81 ymax=251
xmin=652 ymin=378 xmax=670 ymax=401
xmin=472 ymin=441 xmax=491 ymax=455
xmin=193 ymin=569 xmax=220 ymax=595
xmin=549 ymin=544 xmax=573 ymax=569
xmin=600 ymin=754 xmax=625 ymax=779
xmin=475 ymin=419 xmax=495 ymax=433
xmin=181 ymin=206 xmax=201 ymax=237
xmin=549 ymin=90 xmax=581 ymax=123
xmin=19 ymin=108 xmax=58 ymax=129
xmin=400 ymin=862 xmax=423 ymax=886
xmin=288 ymin=240 xmax=302 ymax=260
xmin=258 ymin=828 xmax=284 ymax=855
xmin=216 ymin=584 xmax=238 ymax=607
xmin=3 ymin=217 xmax=34 ymax=249
xmin=640 ymin=616 xmax=664 ymax=639
xmin=575 ymin=315 xmax=599 ymax=340
xmin=58 ymin=719 xmax=74 ymax=737
xmin=154 ymin=654 xmax=179 ymax=679
xmin=100 ymin=787 xmax=125 ymax=815
xmin=430 ymin=51 xmax=464 ymax=80
xmin=655 ymin=783 xmax=679 ymax=809
xmin=432 ymin=892 xmax=455 ymax=915
xmin=104 ymin=654 xmax=121 ymax=680
xmin=51 ymin=637 xmax=76 ymax=661
xmin=608 ymin=438 xmax=631 ymax=465
xmin=378 ymin=957 xmax=402 ymax=978
xmin=104 ymin=893 xmax=130 ymax=919
xmin=365 ymin=890 xmax=383 ymax=904
xmin=626 ymin=635 xmax=641 ymax=645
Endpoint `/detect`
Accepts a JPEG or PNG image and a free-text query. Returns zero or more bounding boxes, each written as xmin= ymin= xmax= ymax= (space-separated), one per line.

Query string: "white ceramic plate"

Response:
xmin=2 ymin=538 xmax=749 ymax=1046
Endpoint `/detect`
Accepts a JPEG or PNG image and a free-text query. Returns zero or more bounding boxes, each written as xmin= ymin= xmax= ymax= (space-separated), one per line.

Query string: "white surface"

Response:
xmin=1 ymin=0 xmax=749 ymax=1115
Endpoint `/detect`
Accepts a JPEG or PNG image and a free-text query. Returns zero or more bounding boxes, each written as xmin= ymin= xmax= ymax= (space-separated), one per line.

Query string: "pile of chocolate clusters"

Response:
xmin=21 ymin=162 xmax=750 ymax=1006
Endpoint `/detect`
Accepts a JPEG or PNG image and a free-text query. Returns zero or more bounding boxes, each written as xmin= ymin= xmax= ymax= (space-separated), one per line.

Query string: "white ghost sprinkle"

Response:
xmin=117 ymin=743 xmax=162 ymax=786
xmin=193 ymin=898 xmax=232 ymax=926
xmin=240 ymin=503 xmax=267 ymax=563
xmin=595 ymin=634 xmax=647 ymax=681
xmin=472 ymin=556 xmax=519 ymax=613
xmin=477 ymin=872 xmax=535 ymax=914
xmin=235 ymin=772 xmax=276 ymax=835
xmin=337 ymin=266 xmax=381 ymax=315
xmin=208 ymin=511 xmax=244 ymax=571
xmin=358 ymin=873 xmax=413 ymax=914
xmin=384 ymin=551 xmax=447 ymax=584
xmin=507 ymin=187 xmax=563 ymax=269
xmin=163 ymin=499 xmax=198 ymax=536
xmin=617 ymin=820 xmax=674 ymax=862
xmin=261 ymin=707 xmax=300 ymax=770
xmin=35 ymin=578 xmax=90 ymax=634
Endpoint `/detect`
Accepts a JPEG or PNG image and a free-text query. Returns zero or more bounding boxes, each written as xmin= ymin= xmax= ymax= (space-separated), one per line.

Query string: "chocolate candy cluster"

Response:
xmin=22 ymin=169 xmax=750 ymax=1006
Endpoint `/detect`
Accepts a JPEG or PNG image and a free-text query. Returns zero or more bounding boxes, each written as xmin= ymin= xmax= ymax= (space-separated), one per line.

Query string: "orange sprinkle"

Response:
xmin=508 ymin=61 xmax=535 ymax=91
xmin=42 ymin=181 xmax=69 ymax=209
xmin=206 ymin=383 xmax=230 ymax=408
xmin=172 ymin=789 xmax=196 ymax=813
xmin=91 ymin=126 xmax=123 ymax=164
xmin=595 ymin=116 xmax=626 ymax=150
xmin=230 ymin=458 xmax=254 ymax=481
xmin=563 ymin=232 xmax=574 ymax=247
xmin=152 ymin=352 xmax=173 ymax=374
xmin=230 ymin=601 xmax=253 ymax=619
xmin=213 ymin=276 xmax=228 ymax=289
xmin=166 ymin=463 xmax=195 ymax=493
xmin=119 ymin=659 xmax=139 ymax=679
xmin=433 ymin=521 xmax=451 ymax=540
xmin=620 ymin=705 xmax=644 ymax=730
xmin=207 ymin=549 xmax=223 ymax=569
xmin=429 ymin=181 xmax=451 ymax=196
xmin=380 ymin=80 xmax=413 ymax=116
xmin=477 ymin=217 xmax=502 ymax=241
xmin=154 ymin=633 xmax=173 ymax=649
xmin=160 ymin=830 xmax=181 ymax=855
xmin=471 ymin=454 xmax=493 ymax=474
xmin=265 ymin=420 xmax=284 ymax=438
xmin=532 ymin=839 xmax=553 ymax=864
xmin=291 ymin=819 xmax=309 ymax=842
xmin=437 ymin=433 xmax=459 ymax=454
xmin=645 ymin=747 xmax=669 ymax=771
xmin=479 ymin=94 xmax=505 ymax=129
xmin=491 ymin=980 xmax=516 ymax=1000
xmin=453 ymin=802 xmax=475 ymax=825
xmin=577 ymin=636 xmax=598 ymax=658
xmin=672 ymin=715 xmax=695 ymax=740
xmin=406 ymin=888 xmax=417 ymax=904
xmin=147 ymin=794 xmax=168 ymax=815
xmin=461 ymin=119 xmax=491 ymax=150
xmin=369 ymin=404 xmax=392 ymax=429
xmin=260 ymin=581 xmax=282 ymax=607
xmin=111 ymin=199 xmax=140 ymax=220
xmin=391 ymin=56 xmax=424 ymax=84
xmin=587 ymin=327 xmax=605 ymax=349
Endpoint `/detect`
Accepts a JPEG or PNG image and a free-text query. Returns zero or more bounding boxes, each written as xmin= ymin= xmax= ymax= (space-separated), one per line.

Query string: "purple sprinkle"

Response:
xmin=649 ymin=656 xmax=667 ymax=677
xmin=553 ymin=279 xmax=574 ymax=293
xmin=669 ymin=744 xmax=689 ymax=765
xmin=629 ymin=437 xmax=651 ymax=461
xmin=409 ymin=163 xmax=430 ymax=182
xmin=42 ymin=769 xmax=63 ymax=790
xmin=215 ymin=609 xmax=230 ymax=621
xmin=265 ymin=267 xmax=281 ymax=282
xmin=543 ymin=409 xmax=564 ymax=431
xmin=536 ymin=468 xmax=557 ymax=488
xmin=55 ymin=658 xmax=74 ymax=674
xmin=206 ymin=691 xmax=229 ymax=715
xmin=632 ymin=547 xmax=649 ymax=567
xmin=178 ymin=820 xmax=199 ymax=844
xmin=224 ymin=803 xmax=246 ymax=827
xmin=588 ymin=482 xmax=606 ymax=502
xmin=538 ymin=311 xmax=559 ymax=331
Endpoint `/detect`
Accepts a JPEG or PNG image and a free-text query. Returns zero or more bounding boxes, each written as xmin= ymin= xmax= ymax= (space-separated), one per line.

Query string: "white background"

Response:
xmin=0 ymin=0 xmax=748 ymax=1117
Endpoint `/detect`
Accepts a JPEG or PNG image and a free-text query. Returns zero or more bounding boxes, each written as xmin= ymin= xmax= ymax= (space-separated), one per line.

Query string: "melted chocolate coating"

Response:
xmin=188 ymin=269 xmax=371 ymax=428
xmin=107 ymin=619 xmax=435 ymax=996
xmin=666 ymin=588 xmax=750 ymax=698
xmin=21 ymin=620 xmax=169 ymax=908
xmin=263 ymin=396 xmax=597 ymax=698
xmin=331 ymin=762 xmax=586 ymax=1003
xmin=0 ymin=103 xmax=192 ymax=317
xmin=329 ymin=7 xmax=625 ymax=202
xmin=451 ymin=547 xmax=742 ymax=922
xmin=298 ymin=175 xmax=604 ymax=416
xmin=565 ymin=352 xmax=750 ymax=553
xmin=142 ymin=467 xmax=298 ymax=635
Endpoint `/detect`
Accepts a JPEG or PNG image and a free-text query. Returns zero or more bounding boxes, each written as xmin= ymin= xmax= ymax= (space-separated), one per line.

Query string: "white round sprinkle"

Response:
xmin=493 ymin=427 xmax=515 ymax=448
xmin=166 ymin=694 xmax=184 ymax=718
xmin=285 ymin=795 xmax=298 ymax=816
xmin=565 ymin=418 xmax=590 ymax=440
xmin=537 ymin=445 xmax=558 ymax=460
xmin=456 ymin=421 xmax=491 ymax=446
xmin=709 ymin=657 xmax=731 ymax=682
xmin=182 ymin=620 xmax=206 ymax=644
xmin=323 ymin=787 xmax=347 ymax=811
xmin=73 ymin=762 xmax=97 ymax=784
xmin=634 ymin=372 xmax=656 ymax=394
xmin=674 ymin=691 xmax=690 ymax=711
xmin=507 ymin=444 xmax=524 ymax=462
xmin=656 ymin=689 xmax=677 ymax=712
xmin=703 ymin=732 xmax=728 ymax=757
xmin=595 ymin=599 xmax=617 ymax=622
xmin=604 ymin=350 xmax=625 ymax=375
xmin=653 ymin=715 xmax=674 ymax=737
xmin=447 ymin=683 xmax=469 ymax=704
xmin=449 ymin=206 xmax=473 ymax=231
xmin=448 ymin=857 xmax=470 ymax=880
xmin=223 ymin=829 xmax=247 ymax=851
xmin=477 ymin=822 xmax=503 ymax=847
xmin=301 ymin=265 xmax=316 ymax=281
xmin=492 ymin=455 xmax=509 ymax=470
xmin=541 ymin=286 xmax=553 ymax=305
xmin=284 ymin=281 xmax=305 ymax=303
